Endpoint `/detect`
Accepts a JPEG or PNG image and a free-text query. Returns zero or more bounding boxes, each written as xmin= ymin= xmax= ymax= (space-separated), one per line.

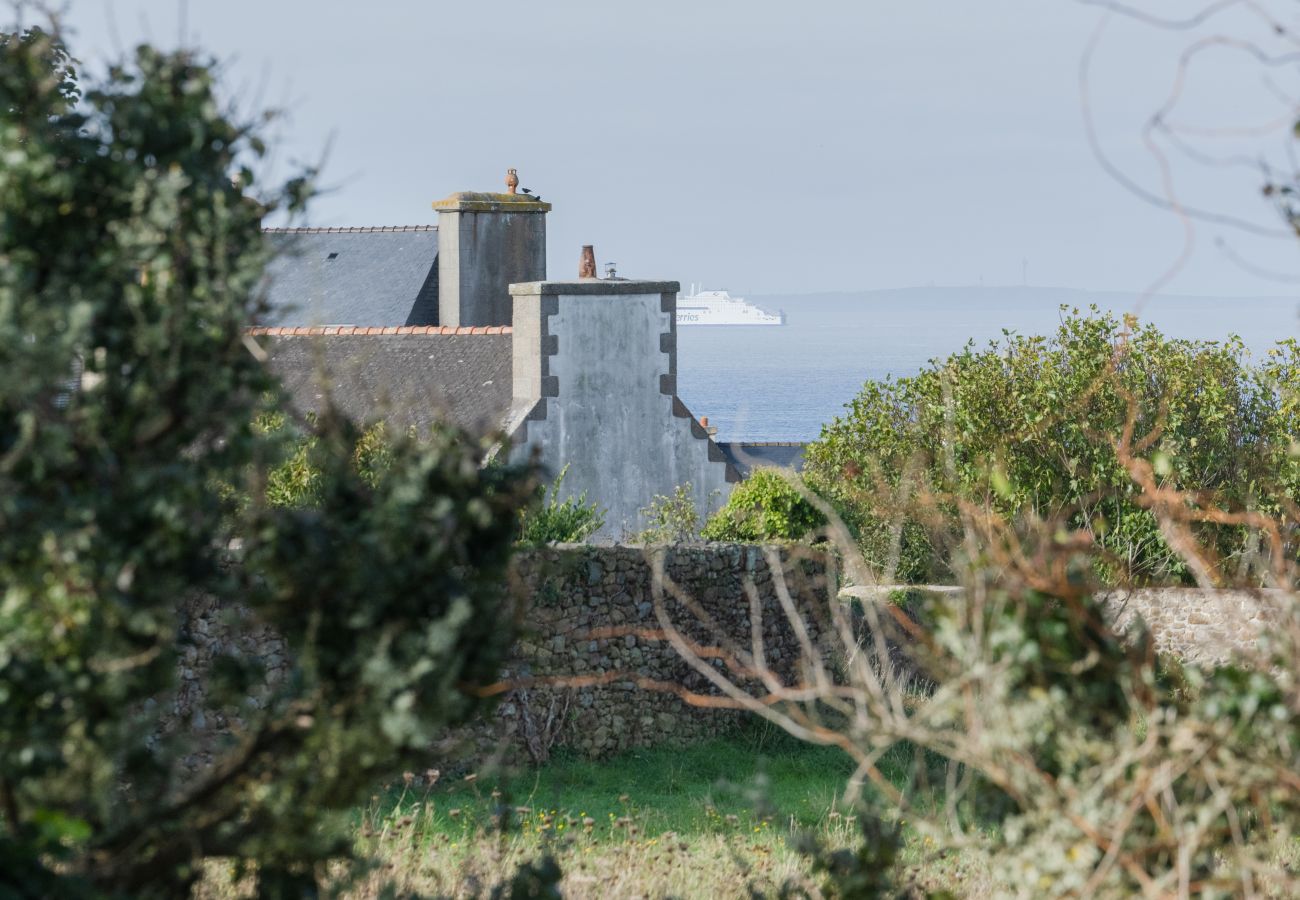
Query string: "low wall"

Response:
xmin=458 ymin=543 xmax=834 ymax=761
xmin=840 ymin=584 xmax=1288 ymax=666
xmin=175 ymin=558 xmax=1292 ymax=771
xmin=1101 ymin=587 xmax=1288 ymax=665
xmin=175 ymin=544 xmax=837 ymax=767
xmin=169 ymin=591 xmax=287 ymax=775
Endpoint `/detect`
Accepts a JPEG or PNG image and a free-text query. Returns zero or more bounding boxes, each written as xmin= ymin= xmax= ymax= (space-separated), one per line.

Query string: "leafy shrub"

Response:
xmin=702 ymin=468 xmax=826 ymax=543
xmin=804 ymin=309 xmax=1300 ymax=584
xmin=0 ymin=27 xmax=533 ymax=896
xmin=633 ymin=482 xmax=708 ymax=543
xmin=517 ymin=464 xmax=605 ymax=544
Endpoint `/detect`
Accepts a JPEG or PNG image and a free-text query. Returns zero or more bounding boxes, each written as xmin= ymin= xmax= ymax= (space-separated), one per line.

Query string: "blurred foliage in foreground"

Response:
xmin=0 ymin=25 xmax=532 ymax=897
xmin=662 ymin=487 xmax=1300 ymax=896
xmin=804 ymin=310 xmax=1300 ymax=585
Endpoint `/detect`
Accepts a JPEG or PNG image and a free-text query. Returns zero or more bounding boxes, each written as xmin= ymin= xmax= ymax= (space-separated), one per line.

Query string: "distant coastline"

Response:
xmin=751 ymin=284 xmax=1299 ymax=304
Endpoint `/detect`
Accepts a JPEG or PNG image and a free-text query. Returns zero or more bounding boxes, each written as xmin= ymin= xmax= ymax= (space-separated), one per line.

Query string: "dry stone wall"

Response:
xmin=453 ymin=543 xmax=835 ymax=762
xmin=166 ymin=592 xmax=287 ymax=775
xmin=1100 ymin=588 xmax=1287 ymax=665
xmin=173 ymin=543 xmax=837 ymax=767
xmin=174 ymin=553 xmax=1292 ymax=771
xmin=841 ymin=585 xmax=1288 ymax=667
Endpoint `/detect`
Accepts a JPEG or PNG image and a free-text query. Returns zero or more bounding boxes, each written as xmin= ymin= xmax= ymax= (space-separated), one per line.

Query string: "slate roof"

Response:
xmin=260 ymin=227 xmax=440 ymax=327
xmin=256 ymin=330 xmax=512 ymax=435
xmin=716 ymin=442 xmax=807 ymax=477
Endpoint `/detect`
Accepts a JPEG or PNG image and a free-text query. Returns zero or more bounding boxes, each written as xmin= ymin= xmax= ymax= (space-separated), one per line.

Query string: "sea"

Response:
xmin=673 ymin=287 xmax=1300 ymax=443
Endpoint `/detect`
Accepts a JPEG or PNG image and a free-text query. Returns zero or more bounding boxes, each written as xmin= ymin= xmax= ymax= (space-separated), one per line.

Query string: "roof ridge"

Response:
xmin=247 ymin=325 xmax=511 ymax=336
xmin=262 ymin=225 xmax=438 ymax=235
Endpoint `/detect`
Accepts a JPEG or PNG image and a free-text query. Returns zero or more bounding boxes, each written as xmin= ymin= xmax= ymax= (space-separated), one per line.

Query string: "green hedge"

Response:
xmin=803 ymin=309 xmax=1300 ymax=584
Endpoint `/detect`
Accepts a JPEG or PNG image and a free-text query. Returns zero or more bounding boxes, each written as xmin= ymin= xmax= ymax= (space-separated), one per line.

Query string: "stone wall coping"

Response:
xmin=839 ymin=584 xmax=1295 ymax=601
xmin=509 ymin=280 xmax=681 ymax=297
xmin=726 ymin=441 xmax=807 ymax=447
xmin=432 ymin=192 xmax=552 ymax=213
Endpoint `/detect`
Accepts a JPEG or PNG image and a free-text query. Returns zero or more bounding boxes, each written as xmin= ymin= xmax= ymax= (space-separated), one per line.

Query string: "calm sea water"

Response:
xmin=674 ymin=287 xmax=1300 ymax=443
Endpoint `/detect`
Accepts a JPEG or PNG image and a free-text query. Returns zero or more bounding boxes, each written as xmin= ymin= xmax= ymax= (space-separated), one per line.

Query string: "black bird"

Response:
xmin=522 ymin=187 xmax=543 ymax=202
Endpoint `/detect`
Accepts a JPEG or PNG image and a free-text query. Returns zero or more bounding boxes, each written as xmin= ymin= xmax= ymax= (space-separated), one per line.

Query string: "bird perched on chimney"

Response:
xmin=521 ymin=187 xmax=543 ymax=202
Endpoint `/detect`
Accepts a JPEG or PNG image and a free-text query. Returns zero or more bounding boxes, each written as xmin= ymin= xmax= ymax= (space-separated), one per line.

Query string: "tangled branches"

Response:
xmin=640 ymin=408 xmax=1300 ymax=896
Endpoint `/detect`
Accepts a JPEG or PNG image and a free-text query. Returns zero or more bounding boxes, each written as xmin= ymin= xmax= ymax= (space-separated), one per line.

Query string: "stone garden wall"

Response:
xmin=168 ymin=591 xmax=288 ymax=775
xmin=175 ymin=543 xmax=837 ymax=767
xmin=176 ymin=550 xmax=1292 ymax=770
xmin=1100 ymin=587 xmax=1287 ymax=665
xmin=841 ymin=584 xmax=1287 ymax=667
xmin=449 ymin=543 xmax=835 ymax=763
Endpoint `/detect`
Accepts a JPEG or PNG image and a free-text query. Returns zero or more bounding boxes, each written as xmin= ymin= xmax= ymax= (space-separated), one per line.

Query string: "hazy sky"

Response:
xmin=51 ymin=1 xmax=1300 ymax=296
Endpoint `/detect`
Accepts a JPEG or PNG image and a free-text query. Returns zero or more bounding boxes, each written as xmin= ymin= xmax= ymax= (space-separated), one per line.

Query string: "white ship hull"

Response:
xmin=675 ymin=287 xmax=785 ymax=326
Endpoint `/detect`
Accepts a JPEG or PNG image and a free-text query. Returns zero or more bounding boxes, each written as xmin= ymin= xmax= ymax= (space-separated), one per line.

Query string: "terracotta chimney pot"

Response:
xmin=579 ymin=245 xmax=597 ymax=279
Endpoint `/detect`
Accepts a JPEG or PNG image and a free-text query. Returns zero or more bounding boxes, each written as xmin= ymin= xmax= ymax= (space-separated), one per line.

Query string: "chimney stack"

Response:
xmin=432 ymin=169 xmax=550 ymax=327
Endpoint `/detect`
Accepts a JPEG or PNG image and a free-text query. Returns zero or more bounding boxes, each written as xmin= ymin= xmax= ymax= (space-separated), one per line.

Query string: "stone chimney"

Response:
xmin=431 ymin=172 xmax=550 ymax=327
xmin=506 ymin=267 xmax=738 ymax=539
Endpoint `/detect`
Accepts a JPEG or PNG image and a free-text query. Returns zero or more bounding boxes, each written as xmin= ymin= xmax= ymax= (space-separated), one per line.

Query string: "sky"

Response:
xmin=48 ymin=0 xmax=1300 ymax=297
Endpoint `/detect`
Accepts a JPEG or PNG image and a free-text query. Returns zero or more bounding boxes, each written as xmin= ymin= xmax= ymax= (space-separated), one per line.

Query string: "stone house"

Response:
xmin=251 ymin=175 xmax=794 ymax=539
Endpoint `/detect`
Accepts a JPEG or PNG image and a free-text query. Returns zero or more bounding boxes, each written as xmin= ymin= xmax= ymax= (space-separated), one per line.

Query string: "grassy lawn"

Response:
xmin=298 ymin=726 xmax=988 ymax=898
xmin=198 ymin=725 xmax=988 ymax=898
xmin=384 ymin=725 xmax=864 ymax=841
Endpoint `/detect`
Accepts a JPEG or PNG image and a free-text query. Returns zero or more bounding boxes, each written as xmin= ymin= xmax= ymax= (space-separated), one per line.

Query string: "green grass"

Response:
xmin=196 ymin=729 xmax=985 ymax=898
xmin=367 ymin=724 xmax=937 ymax=846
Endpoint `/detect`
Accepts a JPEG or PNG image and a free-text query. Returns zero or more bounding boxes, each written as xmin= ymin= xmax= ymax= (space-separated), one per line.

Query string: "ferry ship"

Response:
xmin=676 ymin=285 xmax=785 ymax=326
